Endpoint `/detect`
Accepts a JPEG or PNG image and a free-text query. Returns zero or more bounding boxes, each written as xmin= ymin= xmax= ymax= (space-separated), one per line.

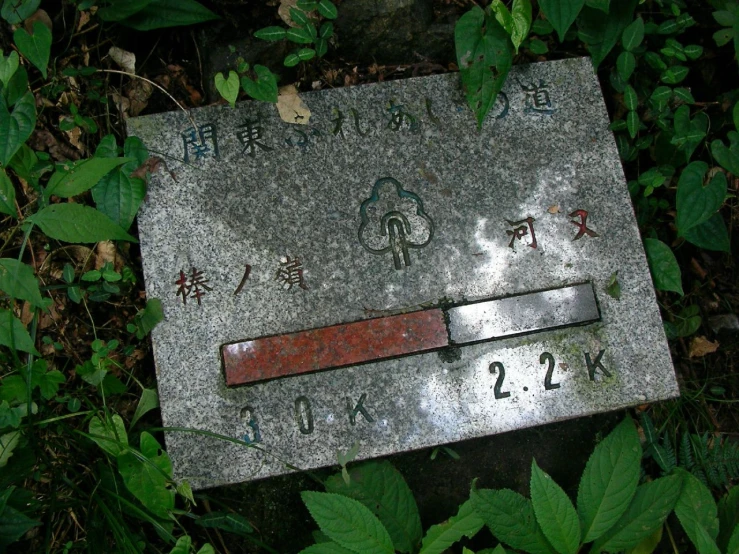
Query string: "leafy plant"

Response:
xmin=90 ymin=0 xmax=219 ymax=31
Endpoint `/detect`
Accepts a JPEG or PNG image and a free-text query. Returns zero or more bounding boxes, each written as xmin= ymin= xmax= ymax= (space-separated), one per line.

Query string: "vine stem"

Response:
xmin=98 ymin=69 xmax=198 ymax=130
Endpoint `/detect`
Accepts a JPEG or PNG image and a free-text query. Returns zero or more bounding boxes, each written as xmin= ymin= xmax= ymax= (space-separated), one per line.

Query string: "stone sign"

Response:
xmin=127 ymin=57 xmax=678 ymax=490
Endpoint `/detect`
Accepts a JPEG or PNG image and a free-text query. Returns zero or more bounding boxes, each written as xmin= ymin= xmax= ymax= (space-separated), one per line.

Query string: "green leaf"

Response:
xmin=650 ymin=86 xmax=671 ymax=109
xmin=255 ymin=26 xmax=287 ymax=41
xmin=317 ymin=0 xmax=337 ymax=19
xmin=623 ymin=85 xmax=638 ymax=111
xmin=727 ymin=527 xmax=739 ymax=554
xmin=491 ymin=0 xmax=514 ymax=34
xmin=0 ymin=309 xmax=39 ymax=354
xmin=88 ymin=414 xmax=128 ymax=457
xmin=419 ymin=499 xmax=484 ymax=554
xmin=577 ymin=0 xmax=638 ymax=68
xmin=97 ymin=0 xmax=152 ymax=22
xmin=684 ymin=44 xmax=703 ymax=60
xmin=711 ymin=136 xmax=739 ymax=176
xmin=674 ymin=469 xmax=720 ymax=553
xmin=676 ymin=162 xmax=726 ymax=235
xmin=539 ymin=0 xmax=585 ymax=42
xmin=530 ymin=460 xmax=580 ymax=554
xmin=169 ymin=536 xmax=191 ymax=554
xmin=196 ymin=511 xmax=254 ymax=536
xmin=316 ymin=38 xmax=328 ymax=57
xmin=510 ymin=0 xmax=532 ymax=53
xmin=0 ymin=258 xmax=44 ymax=309
xmin=118 ymin=432 xmax=174 ymax=519
xmin=214 ymin=70 xmax=239 ymax=108
xmin=683 ymin=213 xmax=730 ymax=252
xmin=320 ymin=22 xmax=333 ymax=39
xmin=290 ymin=7 xmax=310 ymax=26
xmin=132 ymin=298 xmax=164 ymax=340
xmin=718 ymin=487 xmax=739 ymax=552
xmin=13 ymin=22 xmax=51 ymax=79
xmin=91 ymin=168 xmax=146 ymax=231
xmin=616 ymin=51 xmax=635 ymax=82
xmin=626 ymin=110 xmax=639 ymax=139
xmin=29 ymin=203 xmax=137 ymax=243
xmin=118 ymin=0 xmax=219 ymax=31
xmin=0 ymin=500 xmax=40 ymax=546
xmin=591 ymin=475 xmax=682 ymax=552
xmin=46 ymin=157 xmax=132 ymax=199
xmin=673 ymin=87 xmax=695 ymax=104
xmin=472 ymin=487 xmax=555 ymax=554
xmin=585 ymin=0 xmax=609 ymax=13
xmin=299 ymin=543 xmax=356 ymax=554
xmin=0 ymin=431 xmax=19 ymax=468
xmin=713 ymin=28 xmax=734 ymax=48
xmin=286 ymin=26 xmax=314 ymax=44
xmin=325 ymin=461 xmax=422 ymax=554
xmin=298 ymin=48 xmax=316 ymax=61
xmin=37 ymin=369 xmax=64 ymax=400
xmin=241 ymin=65 xmax=278 ymax=103
xmin=455 ymin=7 xmax=513 ymax=129
xmin=0 ymin=50 xmax=19 ymax=87
xmin=714 ymin=10 xmax=736 ymax=27
xmin=661 ymin=66 xmax=689 ymax=85
xmin=1 ymin=0 xmax=41 ymax=24
xmin=0 ymin=91 xmax=36 ymax=168
xmin=130 ymin=388 xmax=159 ymax=429
xmin=622 ymin=18 xmax=644 ymax=51
xmin=284 ymin=53 xmax=301 ymax=67
xmin=644 ymin=238 xmax=683 ymax=295
xmin=301 ymin=491 xmax=394 ymax=554
xmin=577 ymin=418 xmax=641 ymax=543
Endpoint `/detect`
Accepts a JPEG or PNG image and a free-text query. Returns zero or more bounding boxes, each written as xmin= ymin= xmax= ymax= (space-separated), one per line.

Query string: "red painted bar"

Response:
xmin=223 ymin=309 xmax=449 ymax=386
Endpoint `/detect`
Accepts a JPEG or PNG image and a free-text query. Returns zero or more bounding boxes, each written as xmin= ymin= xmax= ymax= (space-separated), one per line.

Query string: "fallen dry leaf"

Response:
xmin=96 ymin=241 xmax=120 ymax=270
xmin=25 ymin=9 xmax=52 ymax=33
xmin=77 ymin=10 xmax=91 ymax=31
xmin=276 ymin=85 xmax=311 ymax=124
xmin=108 ymin=46 xmax=136 ymax=74
xmin=111 ymin=92 xmax=131 ymax=119
xmin=548 ymin=205 xmax=560 ymax=214
xmin=125 ymin=79 xmax=153 ymax=116
xmin=689 ymin=336 xmax=720 ymax=358
xmin=278 ymin=0 xmax=300 ymax=27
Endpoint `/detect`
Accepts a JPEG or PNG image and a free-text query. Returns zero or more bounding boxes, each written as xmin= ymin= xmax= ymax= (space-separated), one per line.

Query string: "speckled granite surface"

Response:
xmin=127 ymin=58 xmax=678 ymax=489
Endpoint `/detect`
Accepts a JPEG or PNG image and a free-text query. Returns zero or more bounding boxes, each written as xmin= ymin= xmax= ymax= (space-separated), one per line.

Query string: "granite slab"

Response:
xmin=127 ymin=57 xmax=679 ymax=489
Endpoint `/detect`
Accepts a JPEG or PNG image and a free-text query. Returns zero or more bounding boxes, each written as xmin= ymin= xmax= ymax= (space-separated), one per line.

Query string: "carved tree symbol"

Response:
xmin=358 ymin=177 xmax=434 ymax=270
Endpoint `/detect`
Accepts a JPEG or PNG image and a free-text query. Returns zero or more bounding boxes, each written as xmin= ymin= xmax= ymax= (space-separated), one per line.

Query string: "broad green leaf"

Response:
xmin=130 ymin=388 xmax=159 ymax=429
xmin=625 ymin=526 xmax=662 ymax=554
xmin=290 ymin=7 xmax=310 ymax=26
xmin=626 ymin=111 xmax=639 ymax=139
xmin=317 ymin=0 xmax=337 ymax=19
xmin=0 ymin=91 xmax=36 ymax=167
xmin=676 ymin=162 xmax=726 ymax=234
xmin=13 ymin=22 xmax=51 ymax=79
xmin=727 ymin=528 xmax=739 ymax=554
xmin=132 ymin=298 xmax=164 ymax=339
xmin=320 ymin=22 xmax=333 ymax=39
xmin=539 ymin=0 xmax=585 ymax=42
xmin=711 ymin=136 xmax=739 ymax=176
xmin=3 ymin=64 xmax=28 ymax=107
xmin=650 ymin=86 xmax=671 ymax=109
xmin=298 ymin=48 xmax=316 ymax=61
xmin=661 ymin=66 xmax=689 ymax=85
xmin=0 ymin=50 xmax=19 ymax=87
xmin=674 ymin=469 xmax=720 ymax=551
xmin=577 ymin=0 xmax=638 ymax=68
xmin=616 ymin=51 xmax=635 ymax=82
xmin=713 ymin=28 xmax=734 ymax=48
xmin=241 ymin=65 xmax=278 ymax=103
xmin=0 ymin=502 xmax=41 ymax=546
xmin=0 ymin=309 xmax=39 ymax=354
xmin=214 ymin=70 xmax=239 ymax=107
xmin=419 ymin=499 xmax=484 ymax=554
xmin=169 ymin=536 xmax=191 ymax=554
xmin=286 ymin=26 xmax=314 ymax=44
xmin=254 ymin=26 xmax=287 ymax=41
xmin=531 ymin=460 xmax=580 ymax=554
xmin=683 ymin=212 xmax=731 ymax=252
xmin=302 ymin=491 xmax=394 ymax=554
xmin=673 ymin=87 xmax=695 ymax=104
xmin=684 ymin=44 xmax=703 ymax=60
xmin=714 ymin=10 xmax=736 ymax=27
xmin=644 ymin=238 xmax=683 ymax=295
xmin=316 ymin=38 xmax=328 ymax=57
xmin=196 ymin=545 xmax=215 ymax=554
xmin=510 ymin=0 xmax=532 ymax=53
xmin=299 ymin=543 xmax=356 ymax=554
xmin=325 ymin=461 xmax=422 ymax=554
xmin=92 ymin=168 xmax=146 ymax=231
xmin=37 ymin=369 xmax=64 ymax=400
xmin=577 ymin=418 xmax=641 ymax=543
xmin=592 ymin=475 xmax=682 ymax=552
xmin=118 ymin=432 xmax=174 ymax=519
xmin=0 ymin=431 xmax=19 ymax=468
xmin=472 ymin=487 xmax=555 ymax=554
xmin=0 ymin=258 xmax=43 ymax=308
xmin=46 ymin=157 xmax=132 ymax=199
xmin=622 ymin=18 xmax=644 ymax=52
xmin=718 ymin=488 xmax=739 ymax=552
xmin=1 ymin=0 xmax=41 ymax=24
xmin=97 ymin=0 xmax=152 ymax=22
xmin=196 ymin=511 xmax=254 ymax=536
xmin=29 ymin=203 xmax=137 ymax=243
xmin=119 ymin=0 xmax=219 ymax=31
xmin=455 ymin=7 xmax=513 ymax=129
xmin=491 ymin=0 xmax=513 ymax=34
xmin=88 ymin=414 xmax=128 ymax=457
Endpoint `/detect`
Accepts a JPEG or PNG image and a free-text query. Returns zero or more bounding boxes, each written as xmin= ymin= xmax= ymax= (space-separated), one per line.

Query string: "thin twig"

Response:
xmin=98 ymin=69 xmax=198 ymax=130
